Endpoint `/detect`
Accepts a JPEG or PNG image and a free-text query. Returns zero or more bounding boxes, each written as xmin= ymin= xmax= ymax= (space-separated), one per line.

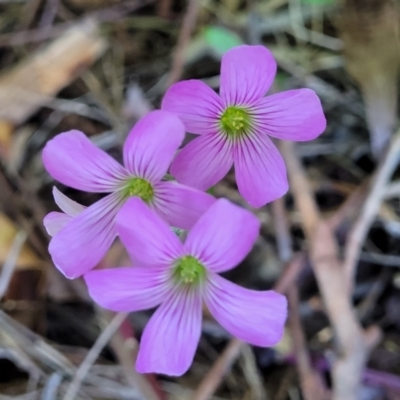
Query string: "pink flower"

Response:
xmin=42 ymin=110 xmax=215 ymax=279
xmin=162 ymin=45 xmax=326 ymax=207
xmin=84 ymin=197 xmax=287 ymax=376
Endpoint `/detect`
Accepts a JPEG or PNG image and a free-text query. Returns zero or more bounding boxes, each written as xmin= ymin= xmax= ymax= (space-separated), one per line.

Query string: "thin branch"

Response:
xmin=273 ymin=196 xmax=327 ymax=400
xmin=326 ymin=178 xmax=370 ymax=232
xmin=0 ymin=0 xmax=154 ymax=47
xmin=240 ymin=344 xmax=267 ymax=400
xmin=193 ymin=337 xmax=242 ymax=400
xmin=280 ymin=141 xmax=380 ymax=400
xmin=0 ymin=230 xmax=27 ymax=299
xmin=166 ymin=0 xmax=201 ymax=87
xmin=288 ymin=286 xmax=328 ymax=400
xmin=272 ymin=198 xmax=292 ymax=262
xmin=39 ymin=0 xmax=60 ymax=28
xmin=63 ymin=312 xmax=128 ymax=400
xmin=108 ymin=315 xmax=164 ymax=400
xmin=343 ymin=129 xmax=400 ymax=293
xmin=384 ymin=180 xmax=400 ymax=198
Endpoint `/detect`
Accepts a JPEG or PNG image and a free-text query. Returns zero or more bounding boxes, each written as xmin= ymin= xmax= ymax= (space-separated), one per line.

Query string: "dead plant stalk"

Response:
xmin=343 ymin=130 xmax=400 ymax=294
xmin=280 ymin=141 xmax=380 ymax=400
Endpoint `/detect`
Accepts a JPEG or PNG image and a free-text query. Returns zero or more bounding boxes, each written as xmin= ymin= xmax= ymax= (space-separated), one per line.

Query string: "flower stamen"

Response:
xmin=123 ymin=177 xmax=154 ymax=203
xmin=173 ymin=255 xmax=206 ymax=285
xmin=220 ymin=106 xmax=252 ymax=138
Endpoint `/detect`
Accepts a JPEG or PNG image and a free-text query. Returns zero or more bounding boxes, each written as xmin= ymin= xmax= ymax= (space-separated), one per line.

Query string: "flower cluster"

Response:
xmin=43 ymin=45 xmax=326 ymax=375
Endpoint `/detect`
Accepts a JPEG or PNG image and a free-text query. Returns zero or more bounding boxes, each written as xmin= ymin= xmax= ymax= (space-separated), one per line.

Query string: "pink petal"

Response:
xmin=185 ymin=199 xmax=259 ymax=273
xmin=43 ymin=212 xmax=72 ymax=237
xmin=161 ymin=80 xmax=223 ymax=135
xmin=115 ymin=197 xmax=183 ymax=267
xmin=136 ymin=287 xmax=202 ymax=375
xmin=170 ymin=133 xmax=233 ymax=191
xmin=252 ymin=89 xmax=326 ymax=141
xmin=52 ymin=187 xmax=86 ymax=216
xmin=204 ymin=273 xmax=287 ymax=347
xmin=220 ymin=45 xmax=277 ymax=107
xmin=234 ymin=133 xmax=288 ymax=207
xmin=123 ymin=110 xmax=185 ymax=182
xmin=49 ymin=193 xmax=123 ymax=279
xmin=153 ymin=181 xmax=216 ymax=230
xmin=84 ymin=267 xmax=171 ymax=312
xmin=42 ymin=130 xmax=127 ymax=192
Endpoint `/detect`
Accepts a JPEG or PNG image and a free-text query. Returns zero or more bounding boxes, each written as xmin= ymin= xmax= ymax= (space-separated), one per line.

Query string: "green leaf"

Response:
xmin=203 ymin=26 xmax=244 ymax=57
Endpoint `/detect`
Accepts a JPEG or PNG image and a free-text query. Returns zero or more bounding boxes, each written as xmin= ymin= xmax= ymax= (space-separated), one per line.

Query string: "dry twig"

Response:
xmin=166 ymin=0 xmax=201 ymax=87
xmin=287 ymin=286 xmax=328 ymax=400
xmin=240 ymin=344 xmax=267 ymax=400
xmin=0 ymin=0 xmax=154 ymax=47
xmin=0 ymin=230 xmax=27 ymax=299
xmin=63 ymin=312 xmax=128 ymax=400
xmin=0 ymin=19 xmax=106 ymax=125
xmin=273 ymin=197 xmax=327 ymax=400
xmin=0 ymin=310 xmax=75 ymax=374
xmin=343 ymin=129 xmax=400 ymax=293
xmin=280 ymin=141 xmax=380 ymax=400
xmin=108 ymin=313 xmax=164 ymax=400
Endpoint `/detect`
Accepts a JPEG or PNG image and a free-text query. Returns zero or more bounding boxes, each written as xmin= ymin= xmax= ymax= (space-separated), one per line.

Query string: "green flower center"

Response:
xmin=173 ymin=255 xmax=206 ymax=285
xmin=220 ymin=106 xmax=252 ymax=138
xmin=123 ymin=177 xmax=154 ymax=203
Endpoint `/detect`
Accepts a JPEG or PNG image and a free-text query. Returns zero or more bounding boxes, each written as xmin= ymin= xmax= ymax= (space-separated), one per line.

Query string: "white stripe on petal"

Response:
xmin=52 ymin=187 xmax=86 ymax=216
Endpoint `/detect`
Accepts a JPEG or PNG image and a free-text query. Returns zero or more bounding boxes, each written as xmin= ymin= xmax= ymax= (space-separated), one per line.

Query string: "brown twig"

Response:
xmin=94 ymin=249 xmax=163 ymax=400
xmin=193 ymin=337 xmax=242 ymax=400
xmin=108 ymin=314 xmax=164 ymax=400
xmin=63 ymin=312 xmax=128 ymax=400
xmin=240 ymin=344 xmax=267 ymax=400
xmin=326 ymin=178 xmax=370 ymax=232
xmin=272 ymin=198 xmax=292 ymax=262
xmin=287 ymin=286 xmax=329 ymax=400
xmin=280 ymin=141 xmax=380 ymax=400
xmin=343 ymin=129 xmax=400 ymax=294
xmin=0 ymin=0 xmax=154 ymax=47
xmin=0 ymin=169 xmax=47 ymax=258
xmin=157 ymin=0 xmax=172 ymax=18
xmin=0 ymin=310 xmax=76 ymax=375
xmin=193 ymin=253 xmax=306 ymax=400
xmin=0 ymin=230 xmax=27 ymax=299
xmin=166 ymin=0 xmax=201 ymax=87
xmin=39 ymin=0 xmax=60 ymax=28
xmin=272 ymin=196 xmax=327 ymax=400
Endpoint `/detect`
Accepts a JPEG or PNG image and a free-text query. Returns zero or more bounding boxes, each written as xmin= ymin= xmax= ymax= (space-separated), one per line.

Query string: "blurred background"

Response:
xmin=0 ymin=0 xmax=399 ymax=399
